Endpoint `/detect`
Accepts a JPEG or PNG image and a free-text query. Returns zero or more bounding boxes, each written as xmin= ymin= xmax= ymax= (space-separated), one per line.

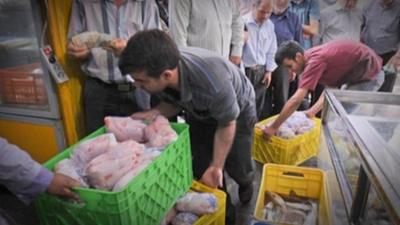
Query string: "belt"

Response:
xmin=245 ymin=64 xmax=265 ymax=71
xmin=87 ymin=76 xmax=135 ymax=92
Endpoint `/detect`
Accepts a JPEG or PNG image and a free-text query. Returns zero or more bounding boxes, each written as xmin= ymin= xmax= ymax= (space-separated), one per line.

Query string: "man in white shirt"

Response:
xmin=242 ymin=0 xmax=278 ymax=119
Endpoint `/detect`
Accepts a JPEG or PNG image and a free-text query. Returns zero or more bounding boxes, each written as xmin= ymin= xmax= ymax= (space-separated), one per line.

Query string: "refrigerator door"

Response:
xmin=0 ymin=0 xmax=60 ymax=119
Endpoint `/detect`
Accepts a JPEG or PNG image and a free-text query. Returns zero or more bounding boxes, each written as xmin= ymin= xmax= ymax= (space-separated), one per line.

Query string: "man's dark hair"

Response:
xmin=119 ymin=29 xmax=180 ymax=78
xmin=275 ymin=40 xmax=304 ymax=65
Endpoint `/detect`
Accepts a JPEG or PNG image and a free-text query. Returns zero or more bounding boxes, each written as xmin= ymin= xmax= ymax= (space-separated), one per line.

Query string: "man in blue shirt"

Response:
xmin=266 ymin=0 xmax=304 ymax=116
xmin=242 ymin=0 xmax=278 ymax=119
xmin=271 ymin=0 xmax=304 ymax=46
xmin=289 ymin=0 xmax=320 ymax=49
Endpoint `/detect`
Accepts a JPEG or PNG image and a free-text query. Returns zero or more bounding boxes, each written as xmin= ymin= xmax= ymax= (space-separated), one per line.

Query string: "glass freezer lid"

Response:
xmin=325 ymin=90 xmax=400 ymax=223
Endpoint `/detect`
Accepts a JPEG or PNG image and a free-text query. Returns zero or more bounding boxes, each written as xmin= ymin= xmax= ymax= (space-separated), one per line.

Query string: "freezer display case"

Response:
xmin=321 ymin=89 xmax=400 ymax=225
xmin=0 ymin=0 xmax=65 ymax=161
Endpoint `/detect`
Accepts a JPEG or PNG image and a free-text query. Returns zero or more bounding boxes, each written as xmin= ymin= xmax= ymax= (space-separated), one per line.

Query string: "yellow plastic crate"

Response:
xmin=254 ymin=164 xmax=331 ymax=225
xmin=252 ymin=115 xmax=321 ymax=165
xmin=192 ymin=181 xmax=226 ymax=225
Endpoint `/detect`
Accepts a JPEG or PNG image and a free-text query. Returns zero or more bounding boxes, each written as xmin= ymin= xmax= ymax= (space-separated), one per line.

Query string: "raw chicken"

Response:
xmin=259 ymin=112 xmax=315 ymax=139
xmin=86 ymin=157 xmax=135 ymax=190
xmin=176 ymin=192 xmax=217 ymax=215
xmin=112 ymin=160 xmax=151 ymax=192
xmin=171 ymin=212 xmax=199 ymax=225
xmin=86 ymin=140 xmax=144 ymax=168
xmin=112 ymin=149 xmax=161 ymax=191
xmin=71 ymin=31 xmax=114 ymax=49
xmin=145 ymin=115 xmax=178 ymax=148
xmin=54 ymin=159 xmax=88 ymax=187
xmin=160 ymin=207 xmax=178 ymax=225
xmin=104 ymin=116 xmax=147 ymax=142
xmin=140 ymin=148 xmax=162 ymax=161
xmin=85 ymin=140 xmax=145 ymax=190
xmin=70 ymin=133 xmax=117 ymax=168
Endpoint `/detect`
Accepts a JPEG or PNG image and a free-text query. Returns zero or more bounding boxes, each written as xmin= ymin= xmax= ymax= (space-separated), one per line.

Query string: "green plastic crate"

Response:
xmin=35 ymin=123 xmax=193 ymax=225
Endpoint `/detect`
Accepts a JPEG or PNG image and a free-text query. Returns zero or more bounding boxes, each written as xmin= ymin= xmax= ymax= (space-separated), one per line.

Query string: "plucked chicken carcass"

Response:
xmin=54 ymin=159 xmax=88 ymax=188
xmin=85 ymin=140 xmax=145 ymax=190
xmin=104 ymin=116 xmax=147 ymax=142
xmin=112 ymin=149 xmax=161 ymax=191
xmin=176 ymin=192 xmax=218 ymax=215
xmin=257 ymin=112 xmax=315 ymax=139
xmin=70 ymin=133 xmax=117 ymax=169
xmin=145 ymin=115 xmax=178 ymax=148
xmin=71 ymin=31 xmax=114 ymax=49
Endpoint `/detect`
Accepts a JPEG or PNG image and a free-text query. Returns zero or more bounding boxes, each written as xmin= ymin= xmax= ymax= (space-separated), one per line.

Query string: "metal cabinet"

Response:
xmin=0 ymin=0 xmax=65 ymax=162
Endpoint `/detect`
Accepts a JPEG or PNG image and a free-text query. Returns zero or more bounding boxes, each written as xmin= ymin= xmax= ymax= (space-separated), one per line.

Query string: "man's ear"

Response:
xmin=295 ymin=52 xmax=303 ymax=62
xmin=161 ymin=69 xmax=173 ymax=80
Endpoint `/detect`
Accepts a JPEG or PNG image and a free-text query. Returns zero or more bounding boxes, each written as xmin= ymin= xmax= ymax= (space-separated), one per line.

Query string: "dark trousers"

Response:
xmin=187 ymin=105 xmax=256 ymax=188
xmin=378 ymin=51 xmax=397 ymax=92
xmin=83 ymin=77 xmax=149 ymax=134
xmin=262 ymin=66 xmax=299 ymax=119
xmin=186 ymin=103 xmax=256 ymax=223
xmin=0 ymin=186 xmax=39 ymax=225
xmin=245 ymin=66 xmax=268 ymax=120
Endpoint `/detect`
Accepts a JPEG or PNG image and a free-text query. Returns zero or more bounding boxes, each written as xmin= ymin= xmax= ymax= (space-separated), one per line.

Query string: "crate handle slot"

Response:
xmin=282 ymin=171 xmax=304 ymax=178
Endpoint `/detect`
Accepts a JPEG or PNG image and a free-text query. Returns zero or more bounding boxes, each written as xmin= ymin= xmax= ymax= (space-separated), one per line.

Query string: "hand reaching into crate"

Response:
xmin=47 ymin=173 xmax=81 ymax=200
xmin=303 ymin=109 xmax=316 ymax=119
xmin=263 ymin=125 xmax=277 ymax=141
xmin=387 ymin=49 xmax=400 ymax=72
xmin=0 ymin=137 xmax=82 ymax=204
xmin=260 ymin=112 xmax=315 ymax=140
xmin=131 ymin=109 xmax=161 ymax=122
xmin=200 ymin=166 xmax=223 ymax=188
xmin=104 ymin=116 xmax=147 ymax=142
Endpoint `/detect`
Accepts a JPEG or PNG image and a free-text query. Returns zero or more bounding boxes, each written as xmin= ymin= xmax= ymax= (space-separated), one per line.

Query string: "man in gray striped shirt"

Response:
xmin=67 ymin=0 xmax=161 ymax=134
xmin=119 ymin=30 xmax=257 ymax=223
xmin=362 ymin=0 xmax=400 ymax=92
xmin=169 ymin=0 xmax=244 ymax=66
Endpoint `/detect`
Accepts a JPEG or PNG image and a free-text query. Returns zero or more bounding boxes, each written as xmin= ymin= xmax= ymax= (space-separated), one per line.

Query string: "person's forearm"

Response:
xmin=308 ymin=91 xmax=325 ymax=115
xmin=230 ymin=0 xmax=244 ymax=57
xmin=211 ymin=121 xmax=236 ymax=169
xmin=302 ymin=20 xmax=319 ymax=36
xmin=0 ymin=138 xmax=50 ymax=204
xmin=153 ymin=101 xmax=181 ymax=118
